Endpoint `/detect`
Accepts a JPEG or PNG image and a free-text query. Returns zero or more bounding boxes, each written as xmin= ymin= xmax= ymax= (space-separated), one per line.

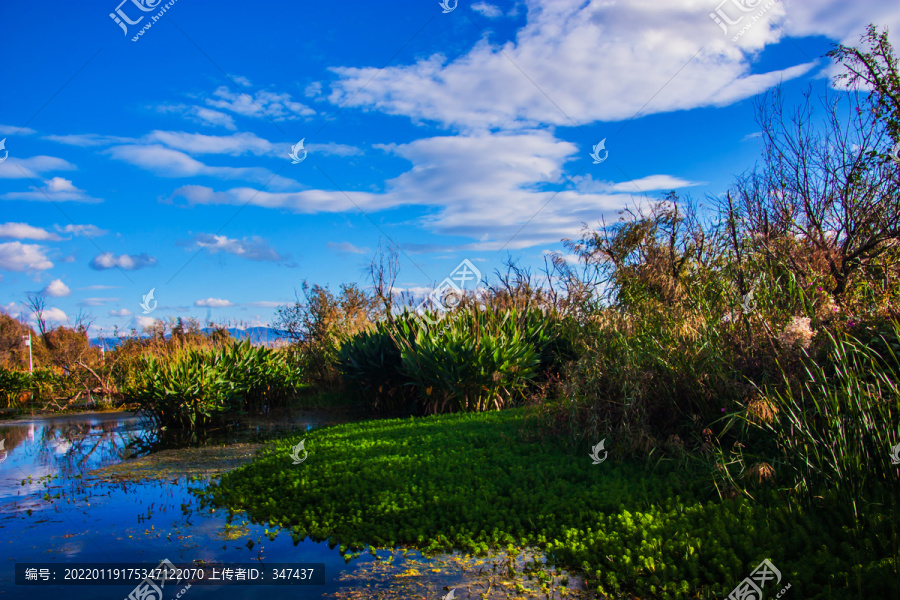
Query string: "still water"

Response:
xmin=0 ymin=411 xmax=406 ymax=600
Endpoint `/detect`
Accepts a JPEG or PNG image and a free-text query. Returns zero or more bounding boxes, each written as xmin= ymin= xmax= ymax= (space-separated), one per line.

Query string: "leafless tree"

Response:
xmin=25 ymin=293 xmax=49 ymax=344
xmin=567 ymin=194 xmax=710 ymax=308
xmin=727 ymin=88 xmax=900 ymax=299
xmin=367 ymin=238 xmax=400 ymax=319
xmin=829 ymin=24 xmax=900 ymax=141
xmin=73 ymin=309 xmax=94 ymax=335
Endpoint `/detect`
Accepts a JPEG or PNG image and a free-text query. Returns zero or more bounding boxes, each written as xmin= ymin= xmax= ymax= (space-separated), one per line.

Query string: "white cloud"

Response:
xmin=133 ymin=316 xmax=158 ymax=329
xmin=206 ymin=86 xmax=315 ymax=120
xmin=1 ymin=177 xmax=101 ymax=203
xmin=109 ymin=308 xmax=132 ymax=317
xmin=170 ymin=184 xmax=385 ymax=214
xmin=2 ymin=302 xmax=23 ymax=318
xmin=79 ymin=297 xmax=119 ymax=306
xmin=107 ymin=144 xmax=299 ymax=189
xmin=327 ymin=241 xmax=369 ymax=255
xmin=304 ymin=81 xmax=323 ymax=98
xmin=41 ymin=279 xmax=70 ymax=297
xmin=0 ymin=155 xmax=76 ymax=179
xmin=89 ymin=252 xmax=157 ymax=271
xmin=0 ymin=242 xmax=53 ymax=271
xmin=306 ymin=142 xmax=363 ymax=157
xmin=0 ymin=220 xmax=102 ymax=250
xmin=195 ymin=298 xmax=233 ymax=307
xmin=40 ymin=307 xmax=68 ymax=324
xmin=143 ymin=130 xmax=278 ymax=156
xmin=16 ymin=304 xmax=68 ymax=325
xmin=472 ymin=2 xmax=503 ymax=18
xmin=44 ymin=133 xmax=136 ymax=147
xmin=327 ymin=0 xmax=815 ymax=131
xmin=246 ymin=301 xmax=283 ymax=308
xmin=572 ymin=173 xmax=703 ymax=194
xmin=542 ymin=249 xmax=580 ymax=265
xmin=171 ymin=130 xmax=649 ymax=249
xmin=775 ymin=2 xmax=900 ymax=45
xmin=0 ymin=222 xmax=61 ymax=241
xmin=0 ymin=124 xmax=36 ymax=136
xmin=156 ymin=104 xmax=238 ymax=130
xmin=57 ymin=224 xmax=108 ymax=238
xmin=187 ymin=233 xmax=287 ymax=262
xmin=193 ymin=107 xmax=238 ymax=129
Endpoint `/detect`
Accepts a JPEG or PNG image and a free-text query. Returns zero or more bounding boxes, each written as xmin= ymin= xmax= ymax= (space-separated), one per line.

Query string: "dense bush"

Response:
xmin=338 ymin=307 xmax=576 ymax=414
xmin=275 ymin=283 xmax=378 ymax=387
xmin=0 ymin=367 xmax=32 ymax=407
xmin=124 ymin=340 xmax=303 ymax=429
xmin=336 ymin=315 xmax=419 ymax=412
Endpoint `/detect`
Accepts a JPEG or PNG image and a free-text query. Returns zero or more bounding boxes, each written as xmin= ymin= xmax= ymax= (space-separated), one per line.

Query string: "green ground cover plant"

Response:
xmin=197 ymin=408 xmax=898 ymax=598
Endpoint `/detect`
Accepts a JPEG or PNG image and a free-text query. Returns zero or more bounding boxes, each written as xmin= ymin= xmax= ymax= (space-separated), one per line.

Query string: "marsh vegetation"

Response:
xmin=2 ymin=24 xmax=900 ymax=599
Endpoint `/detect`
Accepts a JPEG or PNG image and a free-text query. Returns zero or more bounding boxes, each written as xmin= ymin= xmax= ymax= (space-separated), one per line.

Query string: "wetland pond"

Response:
xmin=0 ymin=411 xmax=583 ymax=600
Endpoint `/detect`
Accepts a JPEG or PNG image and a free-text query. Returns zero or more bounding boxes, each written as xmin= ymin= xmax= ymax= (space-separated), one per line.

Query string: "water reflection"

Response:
xmin=0 ymin=413 xmax=144 ymax=501
xmin=0 ymin=410 xmax=362 ymax=599
xmin=0 ymin=409 xmax=342 ymax=497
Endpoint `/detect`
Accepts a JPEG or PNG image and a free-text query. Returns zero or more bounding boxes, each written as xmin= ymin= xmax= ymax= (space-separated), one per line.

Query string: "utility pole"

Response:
xmin=23 ymin=333 xmax=33 ymax=373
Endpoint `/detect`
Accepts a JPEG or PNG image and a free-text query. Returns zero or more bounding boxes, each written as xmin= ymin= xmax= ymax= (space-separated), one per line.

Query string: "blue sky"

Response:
xmin=1 ymin=0 xmax=897 ymax=335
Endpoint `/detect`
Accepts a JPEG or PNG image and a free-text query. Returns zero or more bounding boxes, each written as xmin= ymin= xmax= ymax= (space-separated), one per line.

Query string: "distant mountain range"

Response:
xmin=90 ymin=326 xmax=289 ymax=348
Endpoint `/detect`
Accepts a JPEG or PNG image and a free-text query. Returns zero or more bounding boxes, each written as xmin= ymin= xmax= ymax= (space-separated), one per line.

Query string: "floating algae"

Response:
xmin=89 ymin=442 xmax=263 ymax=482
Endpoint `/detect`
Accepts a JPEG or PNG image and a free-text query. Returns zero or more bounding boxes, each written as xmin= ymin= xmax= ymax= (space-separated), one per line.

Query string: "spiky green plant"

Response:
xmin=124 ymin=340 xmax=303 ymax=429
xmin=337 ymin=314 xmax=420 ymax=411
xmin=338 ymin=307 xmax=573 ymax=414
xmin=0 ymin=367 xmax=32 ymax=407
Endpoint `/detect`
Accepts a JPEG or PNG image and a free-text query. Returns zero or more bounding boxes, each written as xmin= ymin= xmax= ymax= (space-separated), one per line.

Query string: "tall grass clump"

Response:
xmin=337 ymin=307 xmax=575 ymax=414
xmin=0 ymin=367 xmax=32 ymax=408
xmin=336 ymin=314 xmax=420 ymax=412
xmin=124 ymin=340 xmax=303 ymax=429
xmin=720 ymin=319 xmax=900 ymax=502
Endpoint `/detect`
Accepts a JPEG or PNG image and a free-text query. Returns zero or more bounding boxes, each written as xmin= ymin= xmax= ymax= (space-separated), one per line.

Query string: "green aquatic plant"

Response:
xmin=197 ymin=408 xmax=899 ymax=598
xmin=123 ymin=340 xmax=303 ymax=428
